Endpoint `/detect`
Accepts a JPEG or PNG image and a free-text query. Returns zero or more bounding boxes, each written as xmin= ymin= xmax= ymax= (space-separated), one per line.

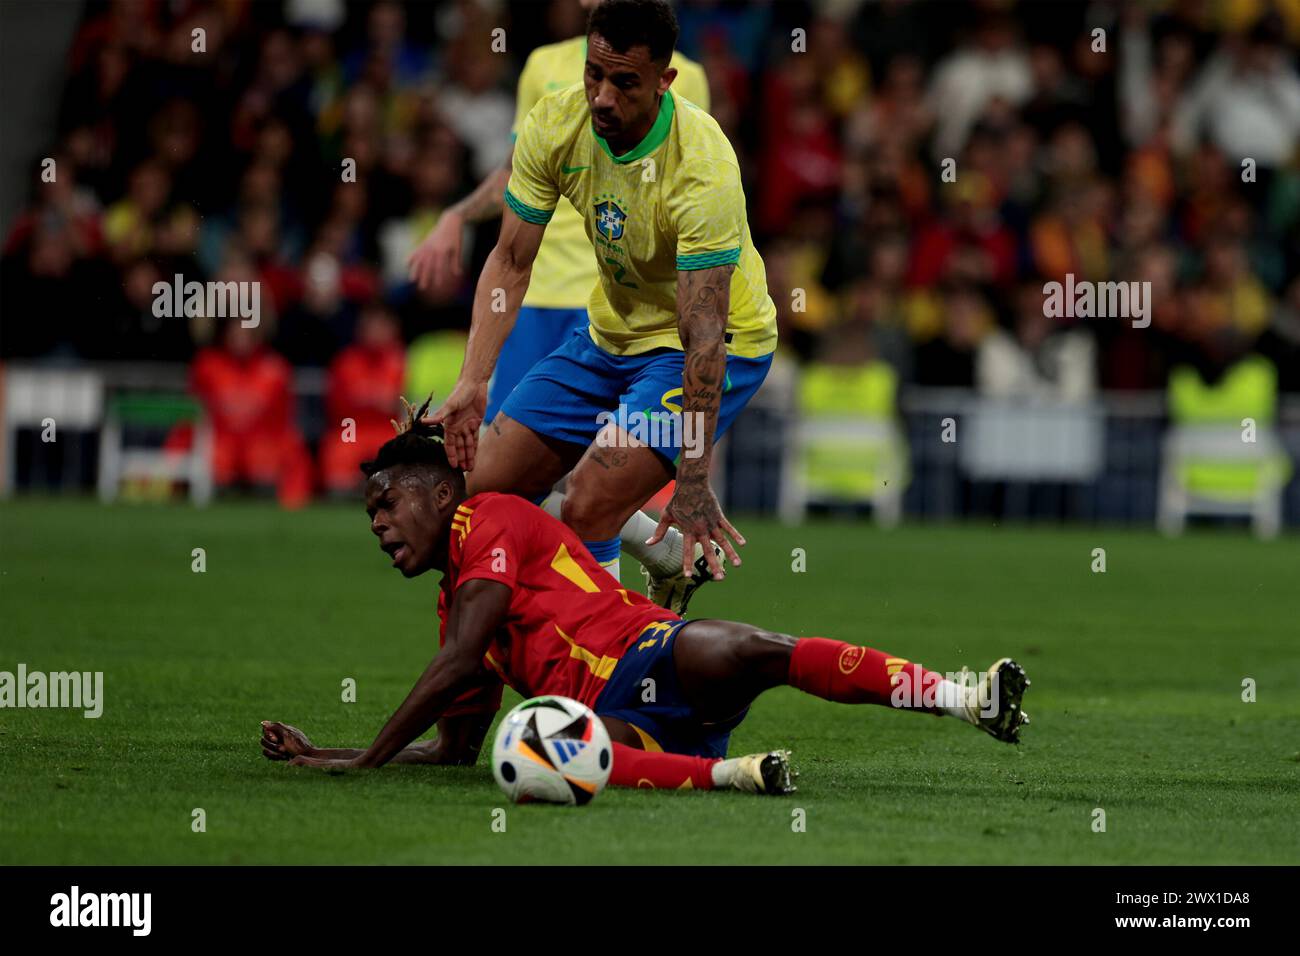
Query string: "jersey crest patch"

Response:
xmin=594 ymin=198 xmax=628 ymax=241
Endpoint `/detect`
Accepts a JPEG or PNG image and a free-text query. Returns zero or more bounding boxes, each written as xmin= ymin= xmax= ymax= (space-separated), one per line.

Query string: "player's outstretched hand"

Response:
xmin=649 ymin=476 xmax=745 ymax=580
xmin=427 ymin=380 xmax=487 ymax=471
xmin=261 ymin=721 xmax=314 ymax=761
xmin=407 ymin=210 xmax=464 ymax=296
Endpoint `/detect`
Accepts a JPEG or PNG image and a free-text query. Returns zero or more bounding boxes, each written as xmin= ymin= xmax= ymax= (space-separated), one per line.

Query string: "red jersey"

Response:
xmin=324 ymin=343 xmax=405 ymax=432
xmin=191 ymin=346 xmax=296 ymax=436
xmin=436 ymin=493 xmax=677 ymax=718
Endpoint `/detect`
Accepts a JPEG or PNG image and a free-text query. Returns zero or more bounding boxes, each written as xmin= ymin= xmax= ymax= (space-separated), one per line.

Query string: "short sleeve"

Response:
xmin=504 ymin=98 xmax=559 ymax=225
xmin=669 ymin=158 xmax=744 ymax=271
xmin=452 ymin=499 xmax=520 ymax=592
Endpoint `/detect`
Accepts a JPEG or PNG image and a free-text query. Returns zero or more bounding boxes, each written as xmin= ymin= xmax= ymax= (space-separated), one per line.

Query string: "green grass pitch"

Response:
xmin=1 ymin=498 xmax=1297 ymax=865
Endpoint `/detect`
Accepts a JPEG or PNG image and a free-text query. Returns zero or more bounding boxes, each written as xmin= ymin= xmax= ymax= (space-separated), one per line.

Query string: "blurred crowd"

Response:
xmin=758 ymin=0 xmax=1300 ymax=403
xmin=3 ymin=0 xmax=1300 ymax=499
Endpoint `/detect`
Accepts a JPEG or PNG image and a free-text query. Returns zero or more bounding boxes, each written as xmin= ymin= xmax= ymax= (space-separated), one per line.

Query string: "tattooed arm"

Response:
xmin=649 ymin=264 xmax=746 ymax=579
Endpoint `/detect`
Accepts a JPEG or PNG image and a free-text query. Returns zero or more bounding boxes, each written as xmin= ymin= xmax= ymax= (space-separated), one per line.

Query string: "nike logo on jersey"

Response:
xmin=562 ymin=164 xmax=589 ymax=174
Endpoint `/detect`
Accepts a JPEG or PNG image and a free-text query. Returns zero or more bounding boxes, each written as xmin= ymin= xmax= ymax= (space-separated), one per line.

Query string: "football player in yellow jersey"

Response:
xmin=426 ymin=0 xmax=778 ymax=606
xmin=410 ymin=0 xmax=716 ymax=612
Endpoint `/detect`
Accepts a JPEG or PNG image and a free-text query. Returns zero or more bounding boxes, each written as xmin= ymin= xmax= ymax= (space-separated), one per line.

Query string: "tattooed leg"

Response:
xmin=562 ymin=424 xmax=675 ymax=542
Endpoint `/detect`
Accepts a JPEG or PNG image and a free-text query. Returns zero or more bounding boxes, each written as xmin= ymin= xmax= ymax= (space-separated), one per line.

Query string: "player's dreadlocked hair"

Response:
xmin=359 ymin=395 xmax=463 ymax=485
xmin=588 ymin=0 xmax=678 ymax=65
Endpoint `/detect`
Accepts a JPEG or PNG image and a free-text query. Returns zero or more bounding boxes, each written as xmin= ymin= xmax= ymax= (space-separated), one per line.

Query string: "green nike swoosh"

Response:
xmin=562 ymin=165 xmax=589 ymax=174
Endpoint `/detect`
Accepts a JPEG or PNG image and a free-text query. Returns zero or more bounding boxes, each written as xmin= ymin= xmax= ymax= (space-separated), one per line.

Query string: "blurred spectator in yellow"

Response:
xmin=103 ymin=160 xmax=171 ymax=262
xmin=1196 ymin=237 xmax=1273 ymax=340
xmin=1029 ymin=182 xmax=1111 ymax=285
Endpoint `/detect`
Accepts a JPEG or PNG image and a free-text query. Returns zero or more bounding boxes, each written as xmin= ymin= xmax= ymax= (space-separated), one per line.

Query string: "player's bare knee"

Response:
xmin=560 ymin=477 xmax=620 ymax=540
xmin=558 ymin=486 xmax=589 ymax=534
xmin=733 ymin=628 xmax=797 ymax=676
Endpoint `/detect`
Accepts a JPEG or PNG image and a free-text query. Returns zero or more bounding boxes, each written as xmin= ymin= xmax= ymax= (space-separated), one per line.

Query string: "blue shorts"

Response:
xmin=594 ymin=620 xmax=749 ymax=759
xmin=500 ymin=328 xmax=773 ymax=466
xmin=485 ymin=306 xmax=590 ymax=425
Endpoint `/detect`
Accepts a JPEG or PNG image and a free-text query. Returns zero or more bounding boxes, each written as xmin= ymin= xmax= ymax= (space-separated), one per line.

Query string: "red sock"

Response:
xmin=608 ymin=742 xmax=718 ymax=790
xmin=787 ymin=637 xmax=944 ymax=712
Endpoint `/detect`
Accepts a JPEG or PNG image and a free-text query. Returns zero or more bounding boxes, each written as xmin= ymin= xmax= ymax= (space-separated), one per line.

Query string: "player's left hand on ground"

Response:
xmin=427 ymin=380 xmax=487 ymax=471
xmin=650 ymin=476 xmax=745 ymax=580
xmin=260 ymin=721 xmax=314 ymax=761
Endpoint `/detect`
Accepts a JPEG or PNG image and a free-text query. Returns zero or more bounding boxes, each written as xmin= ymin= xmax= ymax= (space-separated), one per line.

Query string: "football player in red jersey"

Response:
xmin=261 ymin=401 xmax=1029 ymax=794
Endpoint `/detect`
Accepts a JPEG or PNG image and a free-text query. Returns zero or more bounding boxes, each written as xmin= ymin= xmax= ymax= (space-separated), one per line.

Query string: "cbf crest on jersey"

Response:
xmin=594 ymin=194 xmax=628 ymax=241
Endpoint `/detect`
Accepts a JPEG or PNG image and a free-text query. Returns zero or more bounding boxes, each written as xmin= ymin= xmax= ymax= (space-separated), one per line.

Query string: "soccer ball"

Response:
xmin=491 ymin=696 xmax=613 ymax=805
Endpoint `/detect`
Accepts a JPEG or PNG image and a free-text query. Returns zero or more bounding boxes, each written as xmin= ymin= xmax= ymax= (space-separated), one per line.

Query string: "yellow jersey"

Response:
xmin=510 ymin=36 xmax=710 ymax=313
xmin=507 ymin=84 xmax=777 ymax=359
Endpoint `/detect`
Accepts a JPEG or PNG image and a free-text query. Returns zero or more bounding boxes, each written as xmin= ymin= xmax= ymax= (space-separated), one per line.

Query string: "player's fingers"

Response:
xmin=461 ymin=432 xmax=478 ymax=472
xmin=460 ymin=430 xmax=475 ymax=470
xmin=441 ymin=242 xmax=462 ymax=282
xmin=262 ymin=744 xmax=287 ymax=761
xmin=714 ymin=528 xmax=742 ymax=568
xmin=646 ymin=512 xmax=672 ymax=547
xmin=408 ymin=249 xmax=427 ymax=286
xmin=700 ymin=534 xmax=726 ymax=580
xmin=430 ymin=252 xmax=451 ymax=290
xmin=718 ymin=514 xmax=746 ymax=550
xmin=443 ymin=429 xmax=464 ymax=469
xmin=681 ymin=530 xmax=702 ymax=578
xmin=417 ymin=248 xmax=439 ymax=291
